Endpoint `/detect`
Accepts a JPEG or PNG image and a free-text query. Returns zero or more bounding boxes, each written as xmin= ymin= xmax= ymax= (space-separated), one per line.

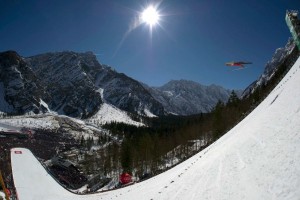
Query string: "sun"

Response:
xmin=113 ymin=4 xmax=163 ymax=57
xmin=141 ymin=6 xmax=160 ymax=26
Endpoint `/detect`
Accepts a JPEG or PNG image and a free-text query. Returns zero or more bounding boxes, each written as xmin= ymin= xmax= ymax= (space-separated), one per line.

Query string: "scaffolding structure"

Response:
xmin=0 ymin=170 xmax=9 ymax=200
xmin=286 ymin=10 xmax=300 ymax=50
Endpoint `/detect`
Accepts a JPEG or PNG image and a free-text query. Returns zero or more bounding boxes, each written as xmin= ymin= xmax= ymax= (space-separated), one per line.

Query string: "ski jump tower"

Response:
xmin=286 ymin=10 xmax=300 ymax=50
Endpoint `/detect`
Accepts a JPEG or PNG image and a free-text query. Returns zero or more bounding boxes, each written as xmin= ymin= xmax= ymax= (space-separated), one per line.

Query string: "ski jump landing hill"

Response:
xmin=10 ymin=56 xmax=300 ymax=200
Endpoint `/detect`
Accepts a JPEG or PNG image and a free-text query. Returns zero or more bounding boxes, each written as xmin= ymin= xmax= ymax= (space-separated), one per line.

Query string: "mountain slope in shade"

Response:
xmin=0 ymin=82 xmax=14 ymax=113
xmin=95 ymin=64 xmax=165 ymax=117
xmin=0 ymin=51 xmax=49 ymax=114
xmin=9 ymin=50 xmax=300 ymax=200
xmin=27 ymin=51 xmax=103 ymax=118
xmin=27 ymin=52 xmax=165 ymax=117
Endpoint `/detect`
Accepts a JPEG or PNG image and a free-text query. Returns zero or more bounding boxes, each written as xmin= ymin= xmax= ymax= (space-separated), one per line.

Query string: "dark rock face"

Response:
xmin=0 ymin=51 xmax=48 ymax=114
xmin=26 ymin=51 xmax=102 ymax=118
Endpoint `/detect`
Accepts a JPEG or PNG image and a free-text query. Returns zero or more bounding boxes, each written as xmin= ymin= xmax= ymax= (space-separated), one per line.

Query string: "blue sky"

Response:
xmin=1 ymin=0 xmax=299 ymax=89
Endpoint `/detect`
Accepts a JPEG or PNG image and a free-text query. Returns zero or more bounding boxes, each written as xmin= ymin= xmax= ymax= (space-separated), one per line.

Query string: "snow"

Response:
xmin=9 ymin=56 xmax=300 ymax=199
xmin=40 ymin=99 xmax=51 ymax=113
xmin=163 ymin=90 xmax=173 ymax=97
xmin=0 ymin=115 xmax=60 ymax=130
xmin=86 ymin=103 xmax=144 ymax=127
xmin=143 ymin=108 xmax=157 ymax=118
xmin=0 ymin=122 xmax=20 ymax=132
xmin=96 ymin=88 xmax=104 ymax=100
xmin=0 ymin=113 xmax=112 ymax=143
xmin=0 ymin=191 xmax=5 ymax=199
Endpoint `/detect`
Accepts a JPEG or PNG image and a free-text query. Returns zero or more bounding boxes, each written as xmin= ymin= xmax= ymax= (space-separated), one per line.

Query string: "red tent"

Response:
xmin=119 ymin=173 xmax=132 ymax=185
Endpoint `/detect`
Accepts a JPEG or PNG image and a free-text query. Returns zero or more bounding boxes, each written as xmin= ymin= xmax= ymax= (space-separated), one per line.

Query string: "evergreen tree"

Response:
xmin=212 ymin=100 xmax=225 ymax=140
xmin=227 ymin=90 xmax=240 ymax=107
xmin=80 ymin=135 xmax=85 ymax=146
xmin=121 ymin=139 xmax=132 ymax=173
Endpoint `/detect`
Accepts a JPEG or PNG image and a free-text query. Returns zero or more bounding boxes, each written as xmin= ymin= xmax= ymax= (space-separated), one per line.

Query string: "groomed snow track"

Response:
xmin=11 ymin=56 xmax=300 ymax=200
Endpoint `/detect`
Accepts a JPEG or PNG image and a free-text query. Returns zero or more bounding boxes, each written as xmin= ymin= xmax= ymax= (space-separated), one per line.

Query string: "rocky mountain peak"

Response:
xmin=0 ymin=51 xmax=22 ymax=65
xmin=242 ymin=38 xmax=297 ymax=98
xmin=146 ymin=79 xmax=234 ymax=115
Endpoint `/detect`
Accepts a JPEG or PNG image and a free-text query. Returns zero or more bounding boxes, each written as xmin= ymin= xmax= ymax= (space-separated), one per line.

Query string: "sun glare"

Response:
xmin=113 ymin=4 xmax=162 ymax=56
xmin=141 ymin=6 xmax=159 ymax=26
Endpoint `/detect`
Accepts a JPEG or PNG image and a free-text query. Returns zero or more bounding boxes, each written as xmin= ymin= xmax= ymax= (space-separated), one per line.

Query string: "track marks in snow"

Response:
xmin=157 ymin=149 xmax=215 ymax=200
xmin=215 ymin=157 xmax=223 ymax=189
xmin=272 ymin=62 xmax=300 ymax=94
xmin=237 ymin=152 xmax=246 ymax=170
xmin=296 ymin=106 xmax=300 ymax=113
xmin=249 ymin=133 xmax=266 ymax=149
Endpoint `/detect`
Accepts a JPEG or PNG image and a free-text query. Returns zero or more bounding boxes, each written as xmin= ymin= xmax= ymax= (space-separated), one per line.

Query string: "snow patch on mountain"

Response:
xmin=143 ymin=108 xmax=157 ymax=118
xmin=86 ymin=103 xmax=144 ymax=127
xmin=40 ymin=99 xmax=51 ymax=113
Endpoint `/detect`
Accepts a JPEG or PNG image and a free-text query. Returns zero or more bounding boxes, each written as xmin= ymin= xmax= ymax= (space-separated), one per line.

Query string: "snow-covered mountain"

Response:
xmin=26 ymin=51 xmax=103 ymax=118
xmin=146 ymin=80 xmax=235 ymax=115
xmin=94 ymin=64 xmax=165 ymax=116
xmin=1 ymin=50 xmax=240 ymax=120
xmin=27 ymin=51 xmax=167 ymax=117
xmin=242 ymin=38 xmax=298 ymax=97
xmin=0 ymin=51 xmax=164 ymax=119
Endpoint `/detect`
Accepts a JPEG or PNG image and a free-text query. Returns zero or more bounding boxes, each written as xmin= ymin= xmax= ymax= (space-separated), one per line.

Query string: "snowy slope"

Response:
xmin=0 ymin=115 xmax=60 ymax=130
xmin=86 ymin=103 xmax=144 ymax=127
xmin=0 ymin=122 xmax=20 ymax=131
xmin=10 ymin=56 xmax=300 ymax=199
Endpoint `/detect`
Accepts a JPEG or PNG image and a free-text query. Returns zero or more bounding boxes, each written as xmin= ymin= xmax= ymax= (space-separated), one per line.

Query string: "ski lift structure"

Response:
xmin=0 ymin=170 xmax=9 ymax=200
xmin=286 ymin=10 xmax=300 ymax=50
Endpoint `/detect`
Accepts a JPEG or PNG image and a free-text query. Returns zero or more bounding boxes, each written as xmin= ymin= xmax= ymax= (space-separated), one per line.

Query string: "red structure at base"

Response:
xmin=119 ymin=173 xmax=132 ymax=185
